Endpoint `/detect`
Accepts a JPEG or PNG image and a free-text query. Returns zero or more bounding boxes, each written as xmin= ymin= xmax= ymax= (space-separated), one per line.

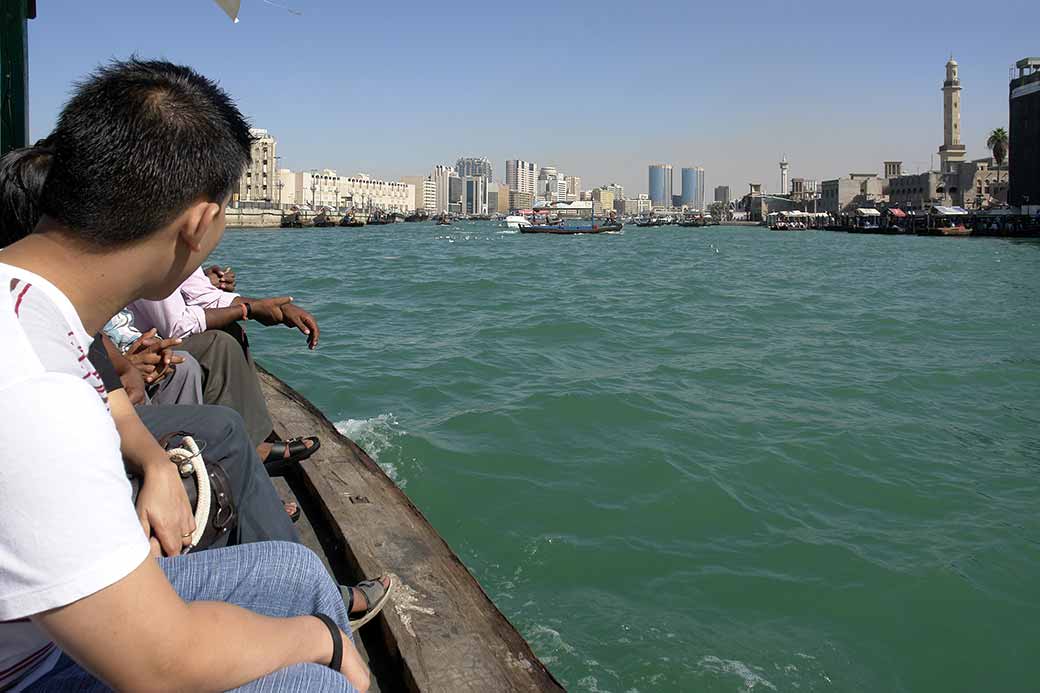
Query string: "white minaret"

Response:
xmin=939 ymin=57 xmax=966 ymax=173
xmin=779 ymin=155 xmax=789 ymax=195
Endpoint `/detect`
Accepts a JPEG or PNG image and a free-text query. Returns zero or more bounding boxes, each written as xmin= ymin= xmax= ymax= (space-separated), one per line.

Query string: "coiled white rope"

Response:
xmin=166 ymin=436 xmax=210 ymax=549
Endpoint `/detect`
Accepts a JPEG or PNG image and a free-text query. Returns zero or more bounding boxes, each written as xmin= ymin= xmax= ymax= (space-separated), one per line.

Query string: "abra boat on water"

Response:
xmin=521 ymin=223 xmax=624 ymax=235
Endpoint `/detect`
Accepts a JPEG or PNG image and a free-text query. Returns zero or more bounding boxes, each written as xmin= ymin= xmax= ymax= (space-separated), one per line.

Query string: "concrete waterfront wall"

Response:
xmin=225 ymin=209 xmax=287 ymax=228
xmin=225 ymin=209 xmax=333 ymax=229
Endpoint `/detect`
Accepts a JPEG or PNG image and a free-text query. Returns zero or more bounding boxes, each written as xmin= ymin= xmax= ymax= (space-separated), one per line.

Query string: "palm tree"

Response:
xmin=987 ymin=128 xmax=1009 ymax=191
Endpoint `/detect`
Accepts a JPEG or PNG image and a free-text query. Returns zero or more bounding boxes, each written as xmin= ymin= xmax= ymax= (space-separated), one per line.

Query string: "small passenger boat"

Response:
xmin=339 ymin=211 xmax=366 ymax=228
xmin=280 ymin=210 xmax=304 ymax=228
xmin=521 ymin=223 xmax=623 ymax=235
xmin=312 ymin=210 xmax=336 ymax=228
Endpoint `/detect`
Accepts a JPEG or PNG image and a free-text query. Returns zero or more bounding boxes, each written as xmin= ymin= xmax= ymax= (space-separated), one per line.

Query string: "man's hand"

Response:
xmin=248 ymin=296 xmax=293 ymax=326
xmin=119 ymin=364 xmax=149 ymax=405
xmin=125 ymin=330 xmax=184 ymax=385
xmin=135 ymin=456 xmax=195 ymax=557
xmin=281 ymin=303 xmax=320 ymax=350
xmin=205 ymin=265 xmax=236 ymax=292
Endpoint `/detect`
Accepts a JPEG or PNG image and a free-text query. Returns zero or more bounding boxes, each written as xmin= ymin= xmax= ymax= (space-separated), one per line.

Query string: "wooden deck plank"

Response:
xmin=259 ymin=367 xmax=564 ymax=693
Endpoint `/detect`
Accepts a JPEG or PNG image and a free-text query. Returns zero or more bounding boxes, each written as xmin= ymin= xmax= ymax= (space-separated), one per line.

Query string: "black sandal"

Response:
xmin=263 ymin=436 xmax=321 ymax=476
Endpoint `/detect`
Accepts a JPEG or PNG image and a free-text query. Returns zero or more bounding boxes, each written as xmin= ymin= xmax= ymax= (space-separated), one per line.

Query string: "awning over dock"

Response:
xmin=888 ymin=208 xmax=907 ymax=218
xmin=932 ymin=206 xmax=969 ymax=215
xmin=856 ymin=208 xmax=881 ymax=216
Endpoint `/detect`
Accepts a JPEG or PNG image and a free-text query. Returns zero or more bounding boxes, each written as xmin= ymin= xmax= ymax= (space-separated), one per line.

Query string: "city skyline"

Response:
xmin=25 ymin=0 xmax=1034 ymax=195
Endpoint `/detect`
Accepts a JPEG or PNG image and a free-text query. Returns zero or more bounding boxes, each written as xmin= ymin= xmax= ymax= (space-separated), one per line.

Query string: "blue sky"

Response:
xmin=27 ymin=0 xmax=1032 ymax=195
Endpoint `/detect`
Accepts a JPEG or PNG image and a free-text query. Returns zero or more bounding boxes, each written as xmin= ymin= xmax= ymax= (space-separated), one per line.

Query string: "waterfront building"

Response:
xmin=506 ymin=160 xmax=538 ymax=196
xmin=461 ymin=176 xmax=489 ymax=215
xmin=448 ymin=175 xmax=463 ymax=214
xmin=564 ymin=176 xmax=582 ymax=202
xmin=648 ymin=164 xmax=674 ymax=208
xmin=603 ymin=183 xmax=624 ymax=200
xmin=509 ymin=190 xmax=534 ymax=211
xmin=236 ymin=128 xmax=276 ymax=204
xmin=790 ymin=178 xmax=819 ymax=202
xmin=1010 ymin=57 xmax=1040 ymax=213
xmin=536 ymin=166 xmax=571 ymax=203
xmin=292 ymin=169 xmax=341 ymax=209
xmin=939 ymin=57 xmax=967 ymax=174
xmin=779 ymin=157 xmax=789 ymax=195
xmin=401 ymin=176 xmax=438 ymax=211
xmin=591 ymin=189 xmax=614 ymax=215
xmin=681 ymin=167 xmax=705 ymax=209
xmin=495 ymin=183 xmax=511 ymax=214
xmin=431 ymin=165 xmax=456 ymax=214
xmin=623 ymin=195 xmax=653 ymax=215
xmin=887 ymin=171 xmax=944 ymax=209
xmin=714 ymin=185 xmax=730 ymax=204
xmin=952 ymin=158 xmax=1006 ymax=208
xmin=276 ymin=168 xmax=296 ymax=208
xmin=820 ymin=173 xmax=885 ymax=215
xmin=339 ymin=174 xmax=415 ymax=212
xmin=455 ymin=157 xmax=493 ymax=181
xmin=671 ymin=194 xmax=683 ymax=209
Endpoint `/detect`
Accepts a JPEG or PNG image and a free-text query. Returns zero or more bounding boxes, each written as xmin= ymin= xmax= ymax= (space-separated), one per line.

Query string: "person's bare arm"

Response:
xmin=230 ymin=296 xmax=320 ymax=349
xmin=33 ymin=557 xmax=370 ymax=693
xmin=202 ymin=296 xmax=293 ymax=331
xmin=109 ymin=389 xmax=195 ymax=557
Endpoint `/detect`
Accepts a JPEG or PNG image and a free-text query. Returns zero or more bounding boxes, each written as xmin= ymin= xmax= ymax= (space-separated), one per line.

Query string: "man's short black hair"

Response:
xmin=40 ymin=58 xmax=252 ymax=246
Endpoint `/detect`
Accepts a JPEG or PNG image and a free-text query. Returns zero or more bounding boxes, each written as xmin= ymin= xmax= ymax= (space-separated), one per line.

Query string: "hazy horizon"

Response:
xmin=27 ymin=0 xmax=1032 ymax=196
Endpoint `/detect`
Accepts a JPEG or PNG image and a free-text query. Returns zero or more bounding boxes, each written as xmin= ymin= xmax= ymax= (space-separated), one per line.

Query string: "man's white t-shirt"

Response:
xmin=0 ymin=263 xmax=149 ymax=691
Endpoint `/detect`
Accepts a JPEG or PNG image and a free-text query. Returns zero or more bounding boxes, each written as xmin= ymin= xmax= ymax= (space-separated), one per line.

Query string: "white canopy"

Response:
xmin=856 ymin=208 xmax=881 ymax=216
xmin=933 ymin=206 xmax=969 ymax=216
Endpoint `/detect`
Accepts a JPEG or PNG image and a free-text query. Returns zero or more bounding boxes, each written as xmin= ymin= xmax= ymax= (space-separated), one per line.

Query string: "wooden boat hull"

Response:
xmin=258 ymin=367 xmax=564 ymax=692
xmin=521 ymin=224 xmax=623 ymax=235
xmin=918 ymin=226 xmax=972 ymax=236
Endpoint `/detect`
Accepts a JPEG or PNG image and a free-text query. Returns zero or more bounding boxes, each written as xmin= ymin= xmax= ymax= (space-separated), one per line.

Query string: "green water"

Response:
xmin=218 ymin=223 xmax=1039 ymax=692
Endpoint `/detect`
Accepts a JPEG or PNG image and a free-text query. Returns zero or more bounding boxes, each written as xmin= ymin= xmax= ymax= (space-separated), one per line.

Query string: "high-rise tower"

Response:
xmin=939 ymin=57 xmax=966 ymax=173
xmin=649 ymin=164 xmax=674 ymax=208
xmin=779 ymin=156 xmax=789 ymax=195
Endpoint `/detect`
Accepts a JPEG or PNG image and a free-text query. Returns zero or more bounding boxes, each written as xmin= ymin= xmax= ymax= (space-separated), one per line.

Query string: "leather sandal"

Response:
xmin=348 ymin=576 xmax=395 ymax=630
xmin=263 ymin=436 xmax=321 ymax=476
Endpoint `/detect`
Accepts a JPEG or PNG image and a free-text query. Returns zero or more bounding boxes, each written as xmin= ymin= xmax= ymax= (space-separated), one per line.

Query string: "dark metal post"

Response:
xmin=0 ymin=1 xmax=34 ymax=155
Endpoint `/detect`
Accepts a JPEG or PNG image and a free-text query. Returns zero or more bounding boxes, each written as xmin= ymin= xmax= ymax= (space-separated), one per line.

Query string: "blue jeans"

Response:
xmin=26 ymin=542 xmax=358 ymax=692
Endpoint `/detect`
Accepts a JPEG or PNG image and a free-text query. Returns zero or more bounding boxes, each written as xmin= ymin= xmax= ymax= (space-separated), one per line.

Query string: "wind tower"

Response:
xmin=939 ymin=57 xmax=966 ymax=173
xmin=779 ymin=155 xmax=789 ymax=195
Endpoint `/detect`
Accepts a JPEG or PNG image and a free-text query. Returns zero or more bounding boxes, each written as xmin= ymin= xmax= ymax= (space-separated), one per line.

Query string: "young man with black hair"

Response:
xmin=0 ymin=59 xmax=372 ymax=691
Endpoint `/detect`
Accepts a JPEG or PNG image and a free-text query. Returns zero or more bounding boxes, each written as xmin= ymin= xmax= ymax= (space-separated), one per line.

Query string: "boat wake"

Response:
xmin=334 ymin=413 xmax=407 ymax=484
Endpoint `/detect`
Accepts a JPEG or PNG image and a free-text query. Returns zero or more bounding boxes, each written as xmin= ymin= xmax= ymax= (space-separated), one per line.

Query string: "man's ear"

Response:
xmin=178 ymin=200 xmax=222 ymax=252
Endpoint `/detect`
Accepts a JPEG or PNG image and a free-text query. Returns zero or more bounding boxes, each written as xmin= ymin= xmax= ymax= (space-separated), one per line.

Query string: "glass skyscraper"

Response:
xmin=681 ymin=167 xmax=705 ymax=209
xmin=648 ymin=164 xmax=673 ymax=208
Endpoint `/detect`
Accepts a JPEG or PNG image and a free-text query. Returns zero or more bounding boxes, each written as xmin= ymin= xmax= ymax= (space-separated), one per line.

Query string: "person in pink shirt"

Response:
xmin=128 ymin=268 xmax=322 ymax=471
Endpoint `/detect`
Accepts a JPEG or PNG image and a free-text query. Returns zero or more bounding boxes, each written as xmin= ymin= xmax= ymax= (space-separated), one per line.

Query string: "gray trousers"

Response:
xmin=177 ymin=329 xmax=274 ymax=448
xmin=146 ymin=350 xmax=204 ymax=405
xmin=135 ymin=404 xmax=298 ymax=545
